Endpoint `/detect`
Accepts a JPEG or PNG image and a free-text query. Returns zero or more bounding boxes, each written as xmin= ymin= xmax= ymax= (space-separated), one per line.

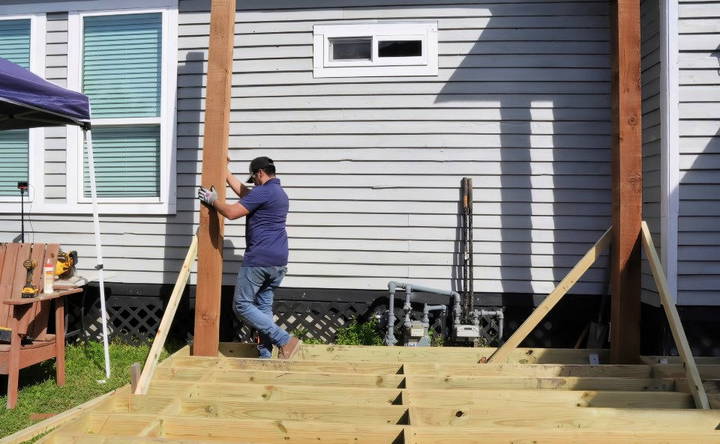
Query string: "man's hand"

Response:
xmin=198 ymin=186 xmax=217 ymax=207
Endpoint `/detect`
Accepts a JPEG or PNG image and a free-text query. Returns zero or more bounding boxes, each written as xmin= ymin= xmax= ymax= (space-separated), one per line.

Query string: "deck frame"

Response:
xmin=17 ymin=344 xmax=719 ymax=444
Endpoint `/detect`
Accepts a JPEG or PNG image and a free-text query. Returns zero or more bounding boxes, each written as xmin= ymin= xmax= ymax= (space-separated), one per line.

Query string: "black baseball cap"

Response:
xmin=246 ymin=156 xmax=275 ymax=183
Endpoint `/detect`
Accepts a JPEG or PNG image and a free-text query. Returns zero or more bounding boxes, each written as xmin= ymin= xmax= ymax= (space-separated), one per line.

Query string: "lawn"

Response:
xmin=0 ymin=340 xmax=182 ymax=439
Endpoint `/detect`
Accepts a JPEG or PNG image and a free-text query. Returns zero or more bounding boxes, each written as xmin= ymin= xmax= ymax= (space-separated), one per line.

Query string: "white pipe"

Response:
xmin=85 ymin=128 xmax=111 ymax=380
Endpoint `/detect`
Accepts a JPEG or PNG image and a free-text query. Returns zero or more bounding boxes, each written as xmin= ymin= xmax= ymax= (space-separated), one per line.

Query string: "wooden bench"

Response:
xmin=0 ymin=243 xmax=82 ymax=409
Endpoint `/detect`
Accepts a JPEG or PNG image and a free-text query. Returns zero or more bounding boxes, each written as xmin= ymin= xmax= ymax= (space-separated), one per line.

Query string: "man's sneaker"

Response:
xmin=278 ymin=336 xmax=302 ymax=360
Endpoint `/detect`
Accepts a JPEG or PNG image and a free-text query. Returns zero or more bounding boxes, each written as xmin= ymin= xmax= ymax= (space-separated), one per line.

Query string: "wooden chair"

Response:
xmin=0 ymin=243 xmax=82 ymax=409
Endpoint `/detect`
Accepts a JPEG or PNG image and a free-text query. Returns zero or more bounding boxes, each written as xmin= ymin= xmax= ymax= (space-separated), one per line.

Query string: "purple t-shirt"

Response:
xmin=239 ymin=178 xmax=289 ymax=267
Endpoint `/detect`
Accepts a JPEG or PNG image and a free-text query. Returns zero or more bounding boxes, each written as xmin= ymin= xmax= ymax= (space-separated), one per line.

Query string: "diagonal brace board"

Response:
xmin=135 ymin=234 xmax=198 ymax=395
xmin=640 ymin=221 xmax=710 ymax=409
xmin=487 ymin=227 xmax=613 ymax=363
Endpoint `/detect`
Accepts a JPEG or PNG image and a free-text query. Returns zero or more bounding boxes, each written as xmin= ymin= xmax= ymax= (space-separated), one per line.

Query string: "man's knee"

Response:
xmin=233 ymin=298 xmax=254 ymax=319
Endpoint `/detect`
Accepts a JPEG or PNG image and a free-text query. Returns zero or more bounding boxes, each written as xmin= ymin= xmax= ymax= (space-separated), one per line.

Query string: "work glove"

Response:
xmin=198 ymin=186 xmax=217 ymax=207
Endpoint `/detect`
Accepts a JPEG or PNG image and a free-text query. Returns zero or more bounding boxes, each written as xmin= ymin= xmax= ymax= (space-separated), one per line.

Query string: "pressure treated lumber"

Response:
xmin=194 ymin=0 xmax=236 ymax=357
xmin=136 ymin=235 xmax=198 ymax=395
xmin=410 ymin=405 xmax=720 ymax=431
xmin=641 ymin=221 xmax=710 ymax=409
xmin=147 ymin=380 xmax=404 ymax=406
xmin=295 ymin=343 xmax=610 ymax=364
xmin=407 ymin=427 xmax=720 ymax=444
xmin=404 ymin=388 xmax=693 ymax=409
xmin=22 ymin=344 xmax=720 ymax=443
xmin=404 ymin=363 xmax=651 ymax=378
xmin=609 ymin=0 xmax=643 ymax=364
xmin=488 ymin=227 xmax=612 ymax=363
xmin=405 ymin=375 xmax=673 ymax=391
xmin=0 ymin=388 xmax=123 ymax=444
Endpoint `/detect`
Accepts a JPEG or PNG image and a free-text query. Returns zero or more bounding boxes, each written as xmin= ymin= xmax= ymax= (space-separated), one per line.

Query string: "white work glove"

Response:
xmin=198 ymin=186 xmax=217 ymax=207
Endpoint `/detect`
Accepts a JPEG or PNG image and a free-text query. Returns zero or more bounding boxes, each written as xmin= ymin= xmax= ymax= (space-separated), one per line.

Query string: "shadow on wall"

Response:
xmin=435 ymin=2 xmax=613 ymax=299
xmin=160 ymin=51 xmax=205 ymax=286
xmin=675 ymin=44 xmax=720 ymax=306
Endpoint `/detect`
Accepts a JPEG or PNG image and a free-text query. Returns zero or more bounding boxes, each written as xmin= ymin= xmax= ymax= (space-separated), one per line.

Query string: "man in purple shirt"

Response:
xmin=198 ymin=156 xmax=301 ymax=359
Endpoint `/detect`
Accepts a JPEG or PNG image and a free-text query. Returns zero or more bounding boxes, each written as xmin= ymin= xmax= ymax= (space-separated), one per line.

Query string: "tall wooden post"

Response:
xmin=193 ymin=0 xmax=236 ymax=356
xmin=609 ymin=0 xmax=643 ymax=363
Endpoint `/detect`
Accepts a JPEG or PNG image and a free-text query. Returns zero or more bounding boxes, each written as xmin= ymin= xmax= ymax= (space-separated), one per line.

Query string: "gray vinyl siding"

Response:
xmin=44 ymin=12 xmax=67 ymax=202
xmin=177 ymin=0 xmax=613 ymax=293
xmin=1 ymin=0 xmax=614 ymax=296
xmin=641 ymin=0 xmax=661 ymax=304
xmin=677 ymin=0 xmax=720 ymax=305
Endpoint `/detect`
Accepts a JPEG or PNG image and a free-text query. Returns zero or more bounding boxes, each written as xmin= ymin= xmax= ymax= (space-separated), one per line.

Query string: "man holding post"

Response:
xmin=198 ymin=156 xmax=301 ymax=359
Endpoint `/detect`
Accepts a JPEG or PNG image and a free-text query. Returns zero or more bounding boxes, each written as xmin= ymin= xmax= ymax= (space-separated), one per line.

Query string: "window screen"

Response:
xmin=82 ymin=13 xmax=162 ymax=198
xmin=0 ymin=19 xmax=30 ymax=196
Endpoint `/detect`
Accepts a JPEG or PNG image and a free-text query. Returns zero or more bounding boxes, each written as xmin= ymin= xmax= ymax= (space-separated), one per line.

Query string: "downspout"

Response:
xmin=660 ymin=0 xmax=680 ymax=304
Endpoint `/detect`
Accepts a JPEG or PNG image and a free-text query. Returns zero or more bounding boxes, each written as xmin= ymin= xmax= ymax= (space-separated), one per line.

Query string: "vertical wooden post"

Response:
xmin=193 ymin=0 xmax=236 ymax=356
xmin=609 ymin=0 xmax=643 ymax=363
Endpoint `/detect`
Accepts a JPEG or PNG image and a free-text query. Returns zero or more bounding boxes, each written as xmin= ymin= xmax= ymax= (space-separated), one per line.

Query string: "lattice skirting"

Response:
xmin=233 ymin=300 xmax=373 ymax=343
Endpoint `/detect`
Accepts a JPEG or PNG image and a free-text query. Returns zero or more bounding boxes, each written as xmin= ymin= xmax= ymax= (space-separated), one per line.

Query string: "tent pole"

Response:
xmin=84 ymin=128 xmax=111 ymax=380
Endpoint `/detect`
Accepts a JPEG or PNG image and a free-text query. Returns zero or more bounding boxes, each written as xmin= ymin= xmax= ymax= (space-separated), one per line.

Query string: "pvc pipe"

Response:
xmin=85 ymin=129 xmax=111 ymax=380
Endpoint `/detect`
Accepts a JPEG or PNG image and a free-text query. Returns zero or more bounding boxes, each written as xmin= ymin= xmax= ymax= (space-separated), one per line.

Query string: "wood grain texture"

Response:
xmin=609 ymin=0 xmax=643 ymax=364
xmin=194 ymin=0 xmax=236 ymax=357
xmin=641 ymin=221 xmax=709 ymax=409
xmin=136 ymin=235 xmax=198 ymax=394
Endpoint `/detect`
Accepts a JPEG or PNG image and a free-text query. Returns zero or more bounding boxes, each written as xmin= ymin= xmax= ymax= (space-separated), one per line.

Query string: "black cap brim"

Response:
xmin=246 ymin=175 xmax=255 ymax=184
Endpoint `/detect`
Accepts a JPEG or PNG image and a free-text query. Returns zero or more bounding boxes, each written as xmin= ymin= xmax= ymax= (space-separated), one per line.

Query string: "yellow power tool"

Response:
xmin=55 ymin=250 xmax=78 ymax=279
xmin=21 ymin=246 xmax=38 ymax=298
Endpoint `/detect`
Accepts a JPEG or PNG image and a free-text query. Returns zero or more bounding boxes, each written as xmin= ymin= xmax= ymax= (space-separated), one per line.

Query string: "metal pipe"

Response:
xmin=385 ymin=282 xmax=398 ymax=346
xmin=473 ymin=308 xmax=505 ymax=343
xmin=387 ymin=281 xmax=463 ymax=326
xmin=403 ymin=287 xmax=413 ymax=328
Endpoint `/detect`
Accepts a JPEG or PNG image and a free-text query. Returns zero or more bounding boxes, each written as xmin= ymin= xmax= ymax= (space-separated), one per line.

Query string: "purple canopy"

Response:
xmin=0 ymin=57 xmax=90 ymax=130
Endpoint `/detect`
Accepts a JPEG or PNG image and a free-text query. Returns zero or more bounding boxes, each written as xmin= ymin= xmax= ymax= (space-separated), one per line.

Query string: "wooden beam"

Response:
xmin=0 ymin=388 xmax=124 ymax=444
xmin=148 ymin=381 xmax=404 ymax=406
xmin=292 ymin=343 xmax=611 ymax=364
xmin=136 ymin=235 xmax=198 ymax=394
xmin=153 ymin=367 xmax=407 ymax=389
xmin=609 ymin=0 xmax=643 ymax=364
xmin=193 ymin=0 xmax=236 ymax=356
xmin=404 ymin=363 xmax=652 ymax=378
xmin=405 ymin=375 xmax=673 ymax=392
xmin=411 ymin=406 xmax=720 ymax=431
xmin=487 ymin=227 xmax=612 ymax=363
xmin=641 ymin=221 xmax=710 ymax=409
xmin=407 ymin=427 xmax=720 ymax=444
xmin=404 ymin=389 xmax=692 ymax=409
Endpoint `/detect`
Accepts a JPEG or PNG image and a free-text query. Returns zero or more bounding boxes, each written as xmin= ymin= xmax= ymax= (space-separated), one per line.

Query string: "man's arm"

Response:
xmin=198 ymin=186 xmax=250 ymax=220
xmin=227 ymin=169 xmax=250 ymax=198
xmin=213 ymin=200 xmax=250 ymax=220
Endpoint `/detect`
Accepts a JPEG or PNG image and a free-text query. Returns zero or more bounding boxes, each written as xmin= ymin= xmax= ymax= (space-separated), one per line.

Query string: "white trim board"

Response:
xmin=66 ymin=4 xmax=178 ymax=215
xmin=660 ymin=0 xmax=680 ymax=305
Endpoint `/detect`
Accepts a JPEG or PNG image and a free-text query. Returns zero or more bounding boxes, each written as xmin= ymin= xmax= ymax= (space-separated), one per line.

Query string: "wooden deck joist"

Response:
xmin=22 ymin=344 xmax=720 ymax=444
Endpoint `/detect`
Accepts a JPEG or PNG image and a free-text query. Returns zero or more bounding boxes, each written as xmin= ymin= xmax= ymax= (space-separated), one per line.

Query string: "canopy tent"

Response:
xmin=0 ymin=57 xmax=111 ymax=380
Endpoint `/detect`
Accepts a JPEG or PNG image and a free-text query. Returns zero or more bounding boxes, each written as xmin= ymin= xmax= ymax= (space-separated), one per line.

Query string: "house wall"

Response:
xmin=677 ymin=0 xmax=720 ymax=305
xmin=641 ymin=0 xmax=661 ymax=305
xmin=1 ymin=0 xmax=614 ymax=297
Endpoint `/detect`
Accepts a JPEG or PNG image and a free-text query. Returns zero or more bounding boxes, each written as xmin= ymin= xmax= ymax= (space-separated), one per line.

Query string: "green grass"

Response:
xmin=0 ymin=339 xmax=183 ymax=439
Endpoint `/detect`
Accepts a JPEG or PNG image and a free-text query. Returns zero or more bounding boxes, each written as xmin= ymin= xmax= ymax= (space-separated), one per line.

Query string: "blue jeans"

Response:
xmin=233 ymin=266 xmax=290 ymax=358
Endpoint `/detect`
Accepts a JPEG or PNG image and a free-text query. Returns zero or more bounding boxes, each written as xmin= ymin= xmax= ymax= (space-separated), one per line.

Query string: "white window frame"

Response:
xmin=65 ymin=2 xmax=178 ymax=215
xmin=314 ymin=22 xmax=438 ymax=78
xmin=0 ymin=13 xmax=46 ymax=209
